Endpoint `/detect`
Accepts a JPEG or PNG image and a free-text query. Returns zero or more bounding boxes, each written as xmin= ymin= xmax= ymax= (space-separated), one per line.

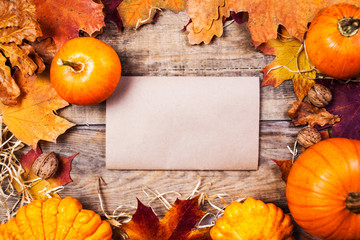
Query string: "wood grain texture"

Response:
xmin=0 ymin=10 xmax=303 ymax=235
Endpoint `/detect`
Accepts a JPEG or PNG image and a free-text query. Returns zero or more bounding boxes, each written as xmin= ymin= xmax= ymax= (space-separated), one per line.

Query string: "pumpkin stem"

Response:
xmin=346 ymin=192 xmax=360 ymax=213
xmin=338 ymin=17 xmax=360 ymax=37
xmin=57 ymin=59 xmax=85 ymax=73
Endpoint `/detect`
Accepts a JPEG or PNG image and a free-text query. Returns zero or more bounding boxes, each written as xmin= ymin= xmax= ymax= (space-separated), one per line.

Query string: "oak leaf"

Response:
xmin=288 ymin=100 xmax=340 ymax=127
xmin=0 ymin=0 xmax=43 ymax=105
xmin=118 ymin=0 xmax=186 ymax=29
xmin=34 ymin=0 xmax=105 ymax=50
xmin=15 ymin=146 xmax=77 ymax=199
xmin=122 ymin=197 xmax=211 ymax=240
xmin=0 ymin=71 xmax=75 ymax=148
xmin=186 ymin=0 xmax=230 ymax=45
xmin=227 ymin=0 xmax=360 ymax=47
xmin=259 ymin=28 xmax=316 ymax=101
xmin=317 ymin=80 xmax=360 ymax=140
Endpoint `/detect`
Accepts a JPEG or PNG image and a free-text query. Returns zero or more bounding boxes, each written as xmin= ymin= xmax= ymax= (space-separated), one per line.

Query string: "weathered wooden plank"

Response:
xmin=0 ymin=120 xmax=298 ymax=220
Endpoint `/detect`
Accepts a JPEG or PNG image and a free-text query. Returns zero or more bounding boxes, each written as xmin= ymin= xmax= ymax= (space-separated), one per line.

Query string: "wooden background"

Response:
xmin=3 ymin=11 xmax=304 ymax=238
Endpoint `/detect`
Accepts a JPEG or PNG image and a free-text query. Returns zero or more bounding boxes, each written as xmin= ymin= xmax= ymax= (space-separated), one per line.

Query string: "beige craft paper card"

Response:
xmin=106 ymin=76 xmax=259 ymax=170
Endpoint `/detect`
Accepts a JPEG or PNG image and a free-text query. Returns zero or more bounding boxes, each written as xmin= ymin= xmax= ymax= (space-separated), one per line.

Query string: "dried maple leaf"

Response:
xmin=30 ymin=38 xmax=58 ymax=66
xmin=227 ymin=0 xmax=360 ymax=47
xmin=317 ymin=80 xmax=360 ymax=140
xmin=259 ymin=27 xmax=316 ymax=101
xmin=34 ymin=0 xmax=105 ymax=50
xmin=118 ymin=0 xmax=186 ymax=29
xmin=102 ymin=0 xmax=124 ymax=31
xmin=122 ymin=197 xmax=211 ymax=240
xmin=288 ymin=100 xmax=340 ymax=127
xmin=0 ymin=0 xmax=43 ymax=105
xmin=14 ymin=146 xmax=77 ymax=199
xmin=0 ymin=71 xmax=75 ymax=148
xmin=271 ymin=159 xmax=293 ymax=183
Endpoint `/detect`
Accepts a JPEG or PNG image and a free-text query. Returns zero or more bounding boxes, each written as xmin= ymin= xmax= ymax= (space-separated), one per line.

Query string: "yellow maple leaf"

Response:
xmin=0 ymin=71 xmax=74 ymax=148
xmin=118 ymin=0 xmax=186 ymax=29
xmin=258 ymin=28 xmax=317 ymax=101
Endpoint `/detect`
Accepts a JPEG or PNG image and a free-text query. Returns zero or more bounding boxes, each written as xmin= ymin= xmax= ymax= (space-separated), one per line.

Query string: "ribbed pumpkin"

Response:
xmin=210 ymin=197 xmax=294 ymax=240
xmin=0 ymin=196 xmax=113 ymax=240
xmin=286 ymin=138 xmax=360 ymax=240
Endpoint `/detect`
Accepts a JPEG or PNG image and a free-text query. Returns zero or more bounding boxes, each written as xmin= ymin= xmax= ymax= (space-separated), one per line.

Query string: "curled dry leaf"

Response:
xmin=0 ymin=0 xmax=43 ymax=105
xmin=34 ymin=0 xmax=105 ymax=50
xmin=102 ymin=0 xmax=124 ymax=31
xmin=122 ymin=196 xmax=211 ymax=240
xmin=288 ymin=100 xmax=340 ymax=127
xmin=271 ymin=159 xmax=293 ymax=183
xmin=118 ymin=0 xmax=186 ymax=29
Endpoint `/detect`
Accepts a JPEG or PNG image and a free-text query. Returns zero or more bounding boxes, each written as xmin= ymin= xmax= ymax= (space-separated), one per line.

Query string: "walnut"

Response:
xmin=297 ymin=127 xmax=322 ymax=148
xmin=307 ymin=84 xmax=332 ymax=108
xmin=31 ymin=152 xmax=59 ymax=180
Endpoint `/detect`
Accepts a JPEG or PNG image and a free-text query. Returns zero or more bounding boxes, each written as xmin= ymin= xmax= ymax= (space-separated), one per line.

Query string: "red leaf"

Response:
xmin=271 ymin=159 xmax=293 ymax=183
xmin=122 ymin=197 xmax=211 ymax=240
xmin=20 ymin=145 xmax=42 ymax=175
xmin=102 ymin=0 xmax=124 ymax=31
xmin=20 ymin=147 xmax=77 ymax=188
xmin=317 ymin=80 xmax=360 ymax=140
xmin=47 ymin=153 xmax=78 ymax=187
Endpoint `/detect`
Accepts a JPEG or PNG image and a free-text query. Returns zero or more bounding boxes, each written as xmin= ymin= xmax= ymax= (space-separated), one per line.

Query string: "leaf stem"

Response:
xmin=57 ymin=59 xmax=84 ymax=73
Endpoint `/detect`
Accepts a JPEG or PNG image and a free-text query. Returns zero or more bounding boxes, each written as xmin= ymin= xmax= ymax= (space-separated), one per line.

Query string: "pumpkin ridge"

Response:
xmin=349 ymin=140 xmax=360 ymax=192
xmin=293 ymin=157 xmax=345 ymax=194
xmin=310 ymin=146 xmax=349 ymax=193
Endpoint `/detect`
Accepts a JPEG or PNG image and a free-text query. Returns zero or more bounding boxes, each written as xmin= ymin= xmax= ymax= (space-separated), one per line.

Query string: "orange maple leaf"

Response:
xmin=258 ymin=28 xmax=317 ymax=101
xmin=122 ymin=197 xmax=211 ymax=240
xmin=228 ymin=0 xmax=360 ymax=47
xmin=34 ymin=0 xmax=105 ymax=50
xmin=0 ymin=71 xmax=75 ymax=148
xmin=118 ymin=0 xmax=186 ymax=29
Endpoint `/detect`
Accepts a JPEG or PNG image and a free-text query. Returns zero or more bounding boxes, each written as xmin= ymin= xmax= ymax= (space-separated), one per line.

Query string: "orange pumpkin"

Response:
xmin=210 ymin=197 xmax=294 ymax=240
xmin=50 ymin=37 xmax=121 ymax=105
xmin=0 ymin=196 xmax=113 ymax=240
xmin=286 ymin=138 xmax=360 ymax=240
xmin=305 ymin=4 xmax=360 ymax=79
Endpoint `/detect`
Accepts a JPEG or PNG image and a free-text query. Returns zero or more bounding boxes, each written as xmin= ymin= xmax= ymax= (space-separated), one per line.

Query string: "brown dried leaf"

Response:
xmin=30 ymin=38 xmax=57 ymax=66
xmin=0 ymin=0 xmax=43 ymax=105
xmin=0 ymin=0 xmax=42 ymax=44
xmin=288 ymin=101 xmax=341 ymax=127
xmin=0 ymin=54 xmax=20 ymax=105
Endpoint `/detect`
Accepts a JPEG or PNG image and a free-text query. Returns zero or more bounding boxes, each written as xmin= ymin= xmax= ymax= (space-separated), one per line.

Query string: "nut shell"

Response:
xmin=297 ymin=127 xmax=322 ymax=148
xmin=31 ymin=152 xmax=59 ymax=180
xmin=308 ymin=84 xmax=332 ymax=108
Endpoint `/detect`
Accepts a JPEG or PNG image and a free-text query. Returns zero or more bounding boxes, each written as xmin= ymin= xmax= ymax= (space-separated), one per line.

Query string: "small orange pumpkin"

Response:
xmin=50 ymin=37 xmax=121 ymax=106
xmin=0 ymin=196 xmax=113 ymax=240
xmin=305 ymin=4 xmax=360 ymax=79
xmin=210 ymin=197 xmax=294 ymax=240
xmin=287 ymin=138 xmax=360 ymax=240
